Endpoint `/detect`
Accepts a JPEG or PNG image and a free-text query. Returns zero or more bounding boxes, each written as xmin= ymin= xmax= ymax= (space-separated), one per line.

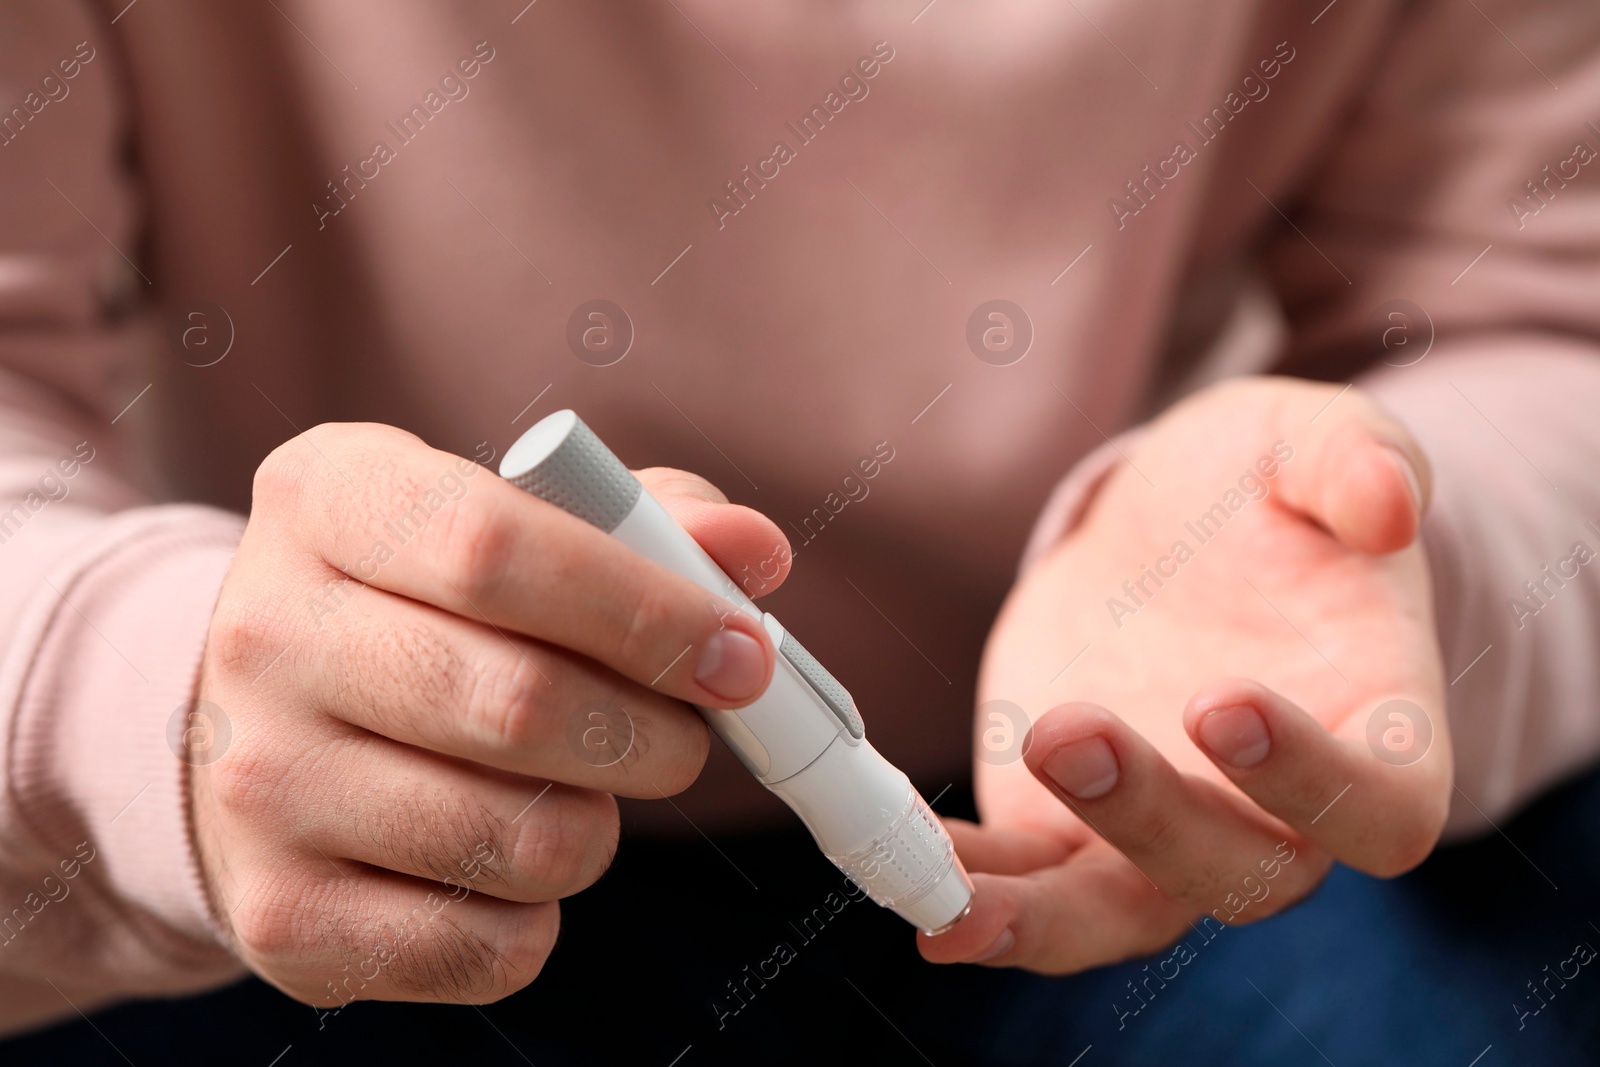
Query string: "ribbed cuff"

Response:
xmin=8 ymin=505 xmax=246 ymax=993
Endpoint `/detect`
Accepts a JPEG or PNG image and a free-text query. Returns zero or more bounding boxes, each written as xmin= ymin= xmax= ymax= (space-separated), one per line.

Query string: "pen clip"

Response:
xmin=764 ymin=615 xmax=865 ymax=740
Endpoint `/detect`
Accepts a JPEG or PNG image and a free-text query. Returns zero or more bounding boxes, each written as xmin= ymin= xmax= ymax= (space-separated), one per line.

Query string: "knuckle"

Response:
xmin=515 ymin=790 xmax=618 ymax=895
xmin=206 ymin=737 xmax=281 ymax=822
xmin=435 ymin=497 xmax=515 ymax=602
xmin=494 ymin=904 xmax=562 ymax=992
xmin=357 ymin=787 xmax=515 ymax=893
xmin=372 ymin=619 xmax=471 ymax=741
xmin=252 ymin=439 xmax=315 ymax=511
xmin=1164 ymin=869 xmax=1228 ymax=911
xmin=649 ymin=714 xmax=711 ymax=796
xmin=1327 ymin=775 xmax=1448 ymax=880
xmin=1237 ymin=851 xmax=1334 ymax=922
xmin=517 ymin=797 xmax=584 ymax=889
xmin=231 ymin=873 xmax=318 ymax=962
xmin=467 ymin=649 xmax=550 ymax=754
xmin=1119 ymin=806 xmax=1183 ymax=860
xmin=1362 ymin=849 xmax=1418 ymax=880
xmin=616 ymin=581 xmax=684 ymax=682
xmin=385 ymin=913 xmax=522 ymax=1003
xmin=254 ymin=425 xmax=351 ymax=509
xmin=296 ymin=421 xmax=345 ymax=454
xmin=1276 ymin=775 xmax=1339 ymax=826
xmin=445 ymin=903 xmax=560 ymax=999
xmin=206 ymin=600 xmax=272 ymax=679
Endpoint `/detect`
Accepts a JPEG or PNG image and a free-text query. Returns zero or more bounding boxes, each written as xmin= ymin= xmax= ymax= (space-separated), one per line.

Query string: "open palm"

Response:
xmin=924 ymin=378 xmax=1450 ymax=973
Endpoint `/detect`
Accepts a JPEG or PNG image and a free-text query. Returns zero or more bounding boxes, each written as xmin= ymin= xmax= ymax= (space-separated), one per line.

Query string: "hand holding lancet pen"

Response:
xmin=499 ymin=410 xmax=973 ymax=933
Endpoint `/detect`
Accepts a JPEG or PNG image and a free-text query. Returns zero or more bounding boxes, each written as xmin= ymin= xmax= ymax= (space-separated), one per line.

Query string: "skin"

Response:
xmin=920 ymin=377 xmax=1451 ymax=971
xmin=189 ymin=422 xmax=793 ymax=1006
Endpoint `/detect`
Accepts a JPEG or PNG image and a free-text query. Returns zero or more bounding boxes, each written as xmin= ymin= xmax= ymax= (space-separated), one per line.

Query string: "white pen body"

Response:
xmin=500 ymin=410 xmax=972 ymax=933
xmin=612 ymin=491 xmax=834 ymax=783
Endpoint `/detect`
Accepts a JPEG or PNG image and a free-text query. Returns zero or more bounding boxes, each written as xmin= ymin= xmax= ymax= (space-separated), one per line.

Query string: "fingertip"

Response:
xmin=1279 ymin=397 xmax=1430 ymax=555
xmin=1024 ymin=703 xmax=1128 ymax=804
xmin=1328 ymin=437 xmax=1424 ymax=555
xmin=1380 ymin=442 xmax=1428 ymax=517
xmin=659 ymin=492 xmax=793 ymax=600
xmin=720 ymin=504 xmax=793 ymax=597
xmin=690 ymin=622 xmax=776 ymax=708
xmin=1182 ymin=677 xmax=1320 ymax=772
xmin=1184 ymin=677 xmax=1263 ymax=726
xmin=916 ymin=873 xmax=1017 ymax=965
xmin=1021 ymin=702 xmax=1121 ymax=765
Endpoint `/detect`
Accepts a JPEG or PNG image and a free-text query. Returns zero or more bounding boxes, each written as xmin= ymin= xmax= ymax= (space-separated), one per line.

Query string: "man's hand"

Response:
xmin=922 ymin=378 xmax=1450 ymax=971
xmin=190 ymin=423 xmax=789 ymax=1006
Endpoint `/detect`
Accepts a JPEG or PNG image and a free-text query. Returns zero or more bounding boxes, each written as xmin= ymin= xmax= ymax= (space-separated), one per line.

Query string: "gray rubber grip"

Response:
xmin=779 ymin=632 xmax=864 ymax=739
xmin=503 ymin=416 xmax=642 ymax=532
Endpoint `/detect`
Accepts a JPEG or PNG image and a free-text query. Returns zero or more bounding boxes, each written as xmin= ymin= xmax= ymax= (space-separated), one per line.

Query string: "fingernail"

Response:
xmin=1197 ymin=705 xmax=1271 ymax=768
xmin=694 ymin=629 xmax=767 ymax=700
xmin=967 ymin=927 xmax=1014 ymax=964
xmin=1381 ymin=444 xmax=1423 ymax=515
xmin=1040 ymin=736 xmax=1119 ymax=800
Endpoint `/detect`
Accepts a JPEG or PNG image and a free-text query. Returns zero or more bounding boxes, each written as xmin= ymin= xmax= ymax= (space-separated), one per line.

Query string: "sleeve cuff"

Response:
xmin=6 ymin=505 xmax=247 ymax=995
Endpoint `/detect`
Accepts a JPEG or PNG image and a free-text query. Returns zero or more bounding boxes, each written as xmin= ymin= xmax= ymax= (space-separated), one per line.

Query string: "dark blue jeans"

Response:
xmin=7 ymin=766 xmax=1599 ymax=1066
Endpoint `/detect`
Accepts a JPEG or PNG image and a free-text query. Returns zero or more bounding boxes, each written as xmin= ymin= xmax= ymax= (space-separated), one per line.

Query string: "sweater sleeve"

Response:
xmin=0 ymin=2 xmax=245 ymax=1034
xmin=1265 ymin=0 xmax=1600 ymax=838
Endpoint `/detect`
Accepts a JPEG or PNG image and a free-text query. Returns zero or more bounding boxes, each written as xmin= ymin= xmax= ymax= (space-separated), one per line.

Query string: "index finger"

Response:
xmin=919 ymin=841 xmax=1193 ymax=973
xmin=256 ymin=423 xmax=775 ymax=708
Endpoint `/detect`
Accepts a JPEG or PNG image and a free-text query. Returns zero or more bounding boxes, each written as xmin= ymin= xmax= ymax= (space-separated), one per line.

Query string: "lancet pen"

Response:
xmin=499 ymin=410 xmax=973 ymax=933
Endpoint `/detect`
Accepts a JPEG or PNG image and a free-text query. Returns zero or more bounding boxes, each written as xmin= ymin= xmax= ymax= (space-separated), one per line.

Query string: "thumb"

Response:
xmin=1270 ymin=385 xmax=1431 ymax=555
xmin=635 ymin=467 xmax=792 ymax=598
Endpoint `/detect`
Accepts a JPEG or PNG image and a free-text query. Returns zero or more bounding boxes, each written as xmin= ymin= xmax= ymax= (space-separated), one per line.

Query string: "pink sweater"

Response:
xmin=2 ymin=0 xmax=1598 ymax=1030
